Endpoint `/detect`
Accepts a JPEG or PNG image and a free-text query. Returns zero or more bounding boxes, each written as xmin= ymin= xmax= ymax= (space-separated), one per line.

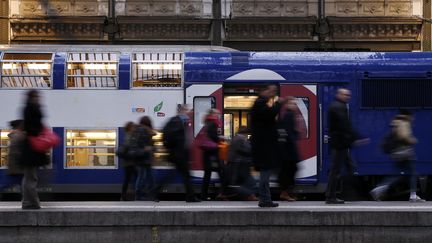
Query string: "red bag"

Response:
xmin=28 ymin=127 xmax=60 ymax=153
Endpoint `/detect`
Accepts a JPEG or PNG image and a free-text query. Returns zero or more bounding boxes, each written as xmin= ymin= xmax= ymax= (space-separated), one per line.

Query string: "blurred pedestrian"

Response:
xmin=200 ymin=108 xmax=228 ymax=200
xmin=325 ymin=88 xmax=367 ymax=204
xmin=21 ymin=90 xmax=49 ymax=210
xmin=226 ymin=126 xmax=258 ymax=201
xmin=370 ymin=109 xmax=425 ymax=202
xmin=132 ymin=116 xmax=156 ymax=201
xmin=119 ymin=121 xmax=137 ymax=201
xmin=158 ymin=105 xmax=201 ymax=202
xmin=251 ymin=84 xmax=283 ymax=207
xmin=0 ymin=120 xmax=25 ymax=200
xmin=277 ymin=97 xmax=300 ymax=202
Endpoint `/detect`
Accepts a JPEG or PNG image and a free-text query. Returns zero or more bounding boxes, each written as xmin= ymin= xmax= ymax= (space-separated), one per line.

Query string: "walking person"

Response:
xmin=21 ymin=90 xmax=49 ymax=210
xmin=157 ymin=105 xmax=201 ymax=202
xmin=277 ymin=97 xmax=300 ymax=202
xmin=132 ymin=116 xmax=156 ymax=201
xmin=226 ymin=126 xmax=258 ymax=201
xmin=200 ymin=108 xmax=228 ymax=200
xmin=119 ymin=121 xmax=137 ymax=201
xmin=370 ymin=110 xmax=425 ymax=202
xmin=251 ymin=85 xmax=283 ymax=207
xmin=0 ymin=120 xmax=25 ymax=200
xmin=325 ymin=88 xmax=367 ymax=204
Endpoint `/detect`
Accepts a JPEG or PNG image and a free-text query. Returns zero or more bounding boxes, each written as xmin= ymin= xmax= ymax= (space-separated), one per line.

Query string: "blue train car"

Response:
xmin=1 ymin=46 xmax=431 ymax=195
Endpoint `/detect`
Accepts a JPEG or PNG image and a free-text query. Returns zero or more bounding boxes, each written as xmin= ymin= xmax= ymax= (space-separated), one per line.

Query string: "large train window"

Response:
xmin=0 ymin=53 xmax=53 ymax=88
xmin=132 ymin=52 xmax=182 ymax=88
xmin=67 ymin=53 xmax=118 ymax=89
xmin=65 ymin=129 xmax=117 ymax=169
xmin=0 ymin=129 xmax=10 ymax=168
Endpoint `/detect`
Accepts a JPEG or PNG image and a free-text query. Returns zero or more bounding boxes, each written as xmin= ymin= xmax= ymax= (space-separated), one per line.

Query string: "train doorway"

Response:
xmin=222 ymin=85 xmax=262 ymax=140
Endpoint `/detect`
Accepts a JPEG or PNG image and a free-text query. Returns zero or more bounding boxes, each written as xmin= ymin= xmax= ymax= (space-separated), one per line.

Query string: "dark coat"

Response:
xmin=129 ymin=126 xmax=155 ymax=166
xmin=7 ymin=131 xmax=25 ymax=175
xmin=277 ymin=110 xmax=300 ymax=164
xmin=164 ymin=115 xmax=190 ymax=164
xmin=22 ymin=102 xmax=48 ymax=166
xmin=328 ymin=99 xmax=358 ymax=149
xmin=250 ymin=96 xmax=281 ymax=171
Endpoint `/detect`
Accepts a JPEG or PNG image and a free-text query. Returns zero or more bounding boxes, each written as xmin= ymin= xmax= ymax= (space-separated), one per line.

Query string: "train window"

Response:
xmin=0 ymin=129 xmax=10 ymax=168
xmin=193 ymin=97 xmax=213 ymax=137
xmin=0 ymin=53 xmax=53 ymax=88
xmin=132 ymin=53 xmax=182 ymax=88
xmin=361 ymin=79 xmax=432 ymax=108
xmin=67 ymin=53 xmax=118 ymax=89
xmin=65 ymin=129 xmax=117 ymax=169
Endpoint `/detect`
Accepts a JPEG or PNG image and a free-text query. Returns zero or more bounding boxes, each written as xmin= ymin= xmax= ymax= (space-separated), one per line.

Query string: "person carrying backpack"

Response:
xmin=370 ymin=109 xmax=425 ymax=202
xmin=155 ymin=105 xmax=201 ymax=202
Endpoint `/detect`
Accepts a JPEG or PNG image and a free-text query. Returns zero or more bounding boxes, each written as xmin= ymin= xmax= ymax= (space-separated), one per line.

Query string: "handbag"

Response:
xmin=28 ymin=127 xmax=60 ymax=153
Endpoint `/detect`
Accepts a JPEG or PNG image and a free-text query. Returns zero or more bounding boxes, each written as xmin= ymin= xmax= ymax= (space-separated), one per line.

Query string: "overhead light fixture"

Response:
xmin=138 ymin=63 xmax=182 ymax=70
xmin=81 ymin=64 xmax=117 ymax=70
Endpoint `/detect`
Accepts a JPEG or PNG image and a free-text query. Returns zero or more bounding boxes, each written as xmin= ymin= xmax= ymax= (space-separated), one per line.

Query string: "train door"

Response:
xmin=280 ymin=84 xmax=318 ymax=184
xmin=185 ymin=84 xmax=223 ymax=176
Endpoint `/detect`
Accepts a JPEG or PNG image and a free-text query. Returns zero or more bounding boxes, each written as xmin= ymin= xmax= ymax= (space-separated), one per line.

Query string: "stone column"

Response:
xmin=0 ymin=0 xmax=8 ymax=44
xmin=211 ymin=0 xmax=223 ymax=46
xmin=424 ymin=0 xmax=432 ymax=51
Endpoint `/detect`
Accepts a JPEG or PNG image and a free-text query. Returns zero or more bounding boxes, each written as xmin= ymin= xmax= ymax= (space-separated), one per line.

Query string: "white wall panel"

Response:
xmin=0 ymin=90 xmax=183 ymax=129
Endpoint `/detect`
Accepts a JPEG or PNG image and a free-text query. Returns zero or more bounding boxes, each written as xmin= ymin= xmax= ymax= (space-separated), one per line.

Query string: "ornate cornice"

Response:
xmin=225 ymin=18 xmax=317 ymax=41
xmin=9 ymin=17 xmax=106 ymax=41
xmin=327 ymin=17 xmax=422 ymax=41
xmin=116 ymin=17 xmax=211 ymax=41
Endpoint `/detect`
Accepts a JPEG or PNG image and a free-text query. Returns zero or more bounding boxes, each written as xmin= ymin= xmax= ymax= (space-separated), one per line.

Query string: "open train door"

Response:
xmin=280 ymin=84 xmax=318 ymax=184
xmin=185 ymin=84 xmax=223 ymax=179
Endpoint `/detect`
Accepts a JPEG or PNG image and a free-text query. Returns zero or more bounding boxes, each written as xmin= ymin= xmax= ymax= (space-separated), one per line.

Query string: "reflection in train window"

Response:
xmin=67 ymin=53 xmax=118 ymax=88
xmin=132 ymin=53 xmax=182 ymax=88
xmin=65 ymin=129 xmax=117 ymax=169
xmin=0 ymin=53 xmax=53 ymax=88
xmin=0 ymin=129 xmax=10 ymax=168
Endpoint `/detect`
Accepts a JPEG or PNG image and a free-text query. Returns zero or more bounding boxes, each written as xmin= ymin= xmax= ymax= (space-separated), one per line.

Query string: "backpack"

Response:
xmin=162 ymin=116 xmax=182 ymax=149
xmin=380 ymin=130 xmax=398 ymax=154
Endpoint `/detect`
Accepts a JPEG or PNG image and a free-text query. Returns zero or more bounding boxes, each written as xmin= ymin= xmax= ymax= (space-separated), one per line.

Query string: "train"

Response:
xmin=1 ymin=45 xmax=432 ymax=196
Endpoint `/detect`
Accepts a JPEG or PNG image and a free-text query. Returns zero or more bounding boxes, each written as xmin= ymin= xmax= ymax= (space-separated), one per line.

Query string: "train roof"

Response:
xmin=184 ymin=52 xmax=432 ymax=83
xmin=0 ymin=45 xmax=236 ymax=52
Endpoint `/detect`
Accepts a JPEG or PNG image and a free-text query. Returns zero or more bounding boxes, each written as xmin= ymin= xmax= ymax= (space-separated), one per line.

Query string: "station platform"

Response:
xmin=1 ymin=201 xmax=431 ymax=243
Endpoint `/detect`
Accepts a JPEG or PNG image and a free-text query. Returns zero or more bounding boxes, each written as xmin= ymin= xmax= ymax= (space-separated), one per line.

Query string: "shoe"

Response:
xmin=186 ymin=196 xmax=201 ymax=203
xmin=410 ymin=196 xmax=426 ymax=203
xmin=246 ymin=195 xmax=259 ymax=201
xmin=22 ymin=205 xmax=41 ymax=210
xmin=325 ymin=198 xmax=345 ymax=204
xmin=370 ymin=185 xmax=387 ymax=201
xmin=258 ymin=201 xmax=279 ymax=208
xmin=280 ymin=191 xmax=296 ymax=202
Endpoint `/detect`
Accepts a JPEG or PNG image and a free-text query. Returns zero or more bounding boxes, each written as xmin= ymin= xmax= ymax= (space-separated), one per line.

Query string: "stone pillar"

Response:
xmin=211 ymin=0 xmax=223 ymax=46
xmin=0 ymin=0 xmax=8 ymax=44
xmin=424 ymin=0 xmax=432 ymax=51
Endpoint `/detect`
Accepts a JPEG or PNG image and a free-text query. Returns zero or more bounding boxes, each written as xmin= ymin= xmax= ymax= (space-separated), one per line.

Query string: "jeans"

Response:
xmin=259 ymin=169 xmax=272 ymax=203
xmin=121 ymin=165 xmax=136 ymax=196
xmin=22 ymin=166 xmax=40 ymax=207
xmin=135 ymin=165 xmax=154 ymax=200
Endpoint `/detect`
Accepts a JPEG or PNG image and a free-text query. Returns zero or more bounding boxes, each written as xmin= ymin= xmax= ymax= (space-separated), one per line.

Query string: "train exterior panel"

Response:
xmin=1 ymin=46 xmax=432 ymax=194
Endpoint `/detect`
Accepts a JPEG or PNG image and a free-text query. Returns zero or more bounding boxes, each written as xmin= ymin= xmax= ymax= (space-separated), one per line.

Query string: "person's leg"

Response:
xmin=258 ymin=169 xmax=272 ymax=203
xmin=135 ymin=166 xmax=147 ymax=200
xmin=325 ymin=149 xmax=344 ymax=200
xmin=175 ymin=150 xmax=197 ymax=201
xmin=144 ymin=165 xmax=155 ymax=195
xmin=121 ymin=166 xmax=134 ymax=199
xmin=201 ymin=151 xmax=212 ymax=199
xmin=21 ymin=166 xmax=40 ymax=208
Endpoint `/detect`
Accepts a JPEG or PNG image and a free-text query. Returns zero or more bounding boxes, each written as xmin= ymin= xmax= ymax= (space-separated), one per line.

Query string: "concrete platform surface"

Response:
xmin=1 ymin=201 xmax=432 ymax=243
